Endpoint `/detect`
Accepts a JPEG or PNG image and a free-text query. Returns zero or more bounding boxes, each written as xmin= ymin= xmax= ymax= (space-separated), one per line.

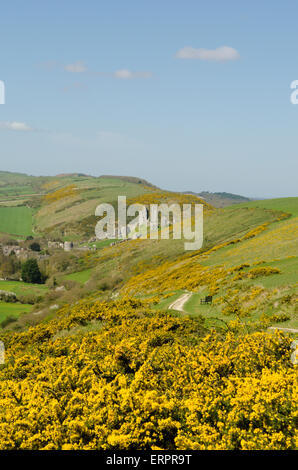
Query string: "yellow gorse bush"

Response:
xmin=232 ymin=266 xmax=281 ymax=281
xmin=127 ymin=191 xmax=212 ymax=211
xmin=0 ymin=298 xmax=296 ymax=450
xmin=121 ymin=221 xmax=283 ymax=297
xmin=44 ymin=185 xmax=77 ymax=204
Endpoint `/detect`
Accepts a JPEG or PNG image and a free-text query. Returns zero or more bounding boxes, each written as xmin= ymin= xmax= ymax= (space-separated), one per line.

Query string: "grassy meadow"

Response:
xmin=64 ymin=268 xmax=93 ymax=284
xmin=0 ymin=301 xmax=33 ymax=323
xmin=0 ymin=206 xmax=33 ymax=237
xmin=0 ymin=280 xmax=48 ymax=297
xmin=232 ymin=197 xmax=298 ymax=217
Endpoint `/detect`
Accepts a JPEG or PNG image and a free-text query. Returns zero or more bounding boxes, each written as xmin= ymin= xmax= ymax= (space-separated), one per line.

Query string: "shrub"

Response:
xmin=21 ymin=259 xmax=44 ymax=284
xmin=29 ymin=242 xmax=41 ymax=252
xmin=248 ymin=267 xmax=281 ymax=278
xmin=271 ymin=313 xmax=291 ymax=323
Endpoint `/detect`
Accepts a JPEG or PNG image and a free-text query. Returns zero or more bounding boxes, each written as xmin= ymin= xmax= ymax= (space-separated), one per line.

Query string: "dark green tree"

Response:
xmin=21 ymin=259 xmax=43 ymax=284
xmin=29 ymin=242 xmax=41 ymax=252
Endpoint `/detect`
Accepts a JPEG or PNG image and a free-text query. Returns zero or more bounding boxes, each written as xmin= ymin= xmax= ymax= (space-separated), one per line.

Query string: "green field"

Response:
xmin=0 ymin=301 xmax=33 ymax=323
xmin=0 ymin=186 xmax=36 ymax=197
xmin=0 ymin=206 xmax=33 ymax=236
xmin=0 ymin=280 xmax=48 ymax=297
xmin=233 ymin=197 xmax=298 ymax=217
xmin=184 ymin=292 xmax=221 ymax=318
xmin=91 ymin=239 xmax=117 ymax=249
xmin=243 ymin=257 xmax=298 ymax=288
xmin=64 ymin=268 xmax=92 ymax=284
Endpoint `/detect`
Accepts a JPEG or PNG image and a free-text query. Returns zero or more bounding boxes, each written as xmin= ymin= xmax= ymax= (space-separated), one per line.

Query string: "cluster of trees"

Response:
xmin=21 ymin=259 xmax=45 ymax=284
xmin=0 ymin=236 xmax=46 ymax=284
xmin=0 ymin=252 xmax=45 ymax=284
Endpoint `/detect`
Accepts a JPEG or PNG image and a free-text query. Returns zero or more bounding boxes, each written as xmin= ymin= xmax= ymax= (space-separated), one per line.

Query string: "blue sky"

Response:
xmin=0 ymin=0 xmax=297 ymax=197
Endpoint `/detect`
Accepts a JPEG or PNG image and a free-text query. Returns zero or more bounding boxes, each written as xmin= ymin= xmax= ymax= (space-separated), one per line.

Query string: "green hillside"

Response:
xmin=35 ymin=176 xmax=151 ymax=239
xmin=231 ymin=197 xmax=298 ymax=217
xmin=0 ymin=172 xmax=296 ymax=334
xmin=197 ymin=191 xmax=251 ymax=207
xmin=0 ymin=280 xmax=48 ymax=297
xmin=0 ymin=172 xmax=153 ymax=238
xmin=0 ymin=301 xmax=33 ymax=324
xmin=0 ymin=206 xmax=33 ymax=237
xmin=0 ymin=177 xmax=296 ymax=451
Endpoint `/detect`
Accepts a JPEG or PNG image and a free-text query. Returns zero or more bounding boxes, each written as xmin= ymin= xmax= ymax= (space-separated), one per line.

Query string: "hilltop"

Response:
xmin=183 ymin=190 xmax=251 ymax=208
xmin=0 ymin=171 xmax=208 ymax=240
xmin=0 ymin=172 xmax=153 ymax=239
xmin=99 ymin=174 xmax=158 ymax=188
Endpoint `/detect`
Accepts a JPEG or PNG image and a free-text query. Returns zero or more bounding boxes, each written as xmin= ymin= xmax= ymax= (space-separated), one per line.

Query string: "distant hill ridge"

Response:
xmin=99 ymin=175 xmax=157 ymax=188
xmin=0 ymin=169 xmax=252 ymax=210
xmin=55 ymin=173 xmax=93 ymax=178
xmin=183 ymin=190 xmax=251 ymax=208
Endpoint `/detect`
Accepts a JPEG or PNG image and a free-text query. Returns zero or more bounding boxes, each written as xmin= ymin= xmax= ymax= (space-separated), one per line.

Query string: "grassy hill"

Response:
xmin=231 ymin=197 xmax=298 ymax=217
xmin=18 ymin=197 xmax=293 ymax=334
xmin=0 ymin=206 xmax=33 ymax=237
xmin=0 ymin=172 xmax=153 ymax=239
xmin=0 ymin=301 xmax=33 ymax=324
xmin=0 ymin=280 xmax=48 ymax=297
xmin=0 ymin=175 xmax=296 ymax=451
xmin=35 ymin=176 xmax=152 ymax=239
xmin=0 ymin=171 xmax=296 ymax=333
xmin=184 ymin=190 xmax=251 ymax=208
xmin=115 ymin=199 xmax=297 ymax=331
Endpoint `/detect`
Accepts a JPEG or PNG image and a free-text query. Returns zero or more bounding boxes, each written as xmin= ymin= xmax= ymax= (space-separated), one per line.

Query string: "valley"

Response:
xmin=0 ymin=171 xmax=296 ymax=450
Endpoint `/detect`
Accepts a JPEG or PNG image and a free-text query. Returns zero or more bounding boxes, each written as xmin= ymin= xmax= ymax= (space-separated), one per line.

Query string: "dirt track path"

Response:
xmin=168 ymin=292 xmax=192 ymax=312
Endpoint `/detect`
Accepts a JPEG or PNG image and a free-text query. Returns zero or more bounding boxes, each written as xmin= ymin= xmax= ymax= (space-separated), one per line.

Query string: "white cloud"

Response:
xmin=64 ymin=61 xmax=87 ymax=73
xmin=176 ymin=46 xmax=240 ymax=62
xmin=114 ymin=69 xmax=152 ymax=79
xmin=40 ymin=62 xmax=151 ymax=79
xmin=114 ymin=69 xmax=133 ymax=79
xmin=0 ymin=121 xmax=33 ymax=131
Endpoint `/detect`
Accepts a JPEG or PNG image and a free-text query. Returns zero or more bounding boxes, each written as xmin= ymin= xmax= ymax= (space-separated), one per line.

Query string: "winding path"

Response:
xmin=168 ymin=292 xmax=192 ymax=312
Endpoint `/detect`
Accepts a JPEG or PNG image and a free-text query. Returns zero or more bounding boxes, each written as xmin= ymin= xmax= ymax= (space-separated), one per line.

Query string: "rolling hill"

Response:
xmin=0 ymin=171 xmax=296 ymax=334
xmin=183 ymin=190 xmax=251 ymax=207
xmin=0 ymin=171 xmax=297 ymax=451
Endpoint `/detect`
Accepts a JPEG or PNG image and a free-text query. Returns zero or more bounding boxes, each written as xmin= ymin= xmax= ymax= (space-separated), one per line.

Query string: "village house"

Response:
xmin=1 ymin=245 xmax=23 ymax=257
